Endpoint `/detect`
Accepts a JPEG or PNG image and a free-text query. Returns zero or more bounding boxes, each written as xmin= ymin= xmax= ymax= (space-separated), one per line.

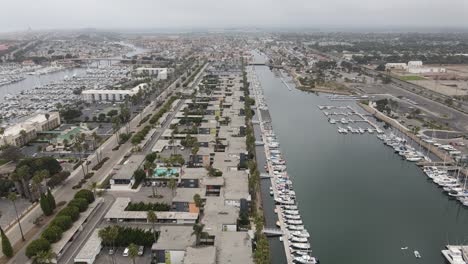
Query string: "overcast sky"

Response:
xmin=1 ymin=0 xmax=467 ymax=32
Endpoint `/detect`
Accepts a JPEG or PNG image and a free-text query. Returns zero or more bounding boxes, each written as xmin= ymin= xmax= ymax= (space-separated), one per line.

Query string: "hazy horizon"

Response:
xmin=1 ymin=0 xmax=467 ymax=33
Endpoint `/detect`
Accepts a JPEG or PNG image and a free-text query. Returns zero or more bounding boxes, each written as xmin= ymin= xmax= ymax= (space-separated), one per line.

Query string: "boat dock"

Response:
xmin=249 ymin=66 xmax=318 ymax=264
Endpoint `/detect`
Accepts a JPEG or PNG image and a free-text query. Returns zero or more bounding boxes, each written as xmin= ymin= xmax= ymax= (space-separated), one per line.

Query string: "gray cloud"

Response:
xmin=0 ymin=0 xmax=467 ymax=32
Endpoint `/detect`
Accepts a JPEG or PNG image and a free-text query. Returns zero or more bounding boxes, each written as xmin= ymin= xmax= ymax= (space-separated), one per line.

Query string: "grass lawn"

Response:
xmin=399 ymin=75 xmax=426 ymax=81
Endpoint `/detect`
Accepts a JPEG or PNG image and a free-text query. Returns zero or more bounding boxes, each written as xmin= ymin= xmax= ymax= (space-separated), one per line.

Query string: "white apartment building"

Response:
xmin=81 ymin=83 xmax=149 ymax=102
xmin=0 ymin=112 xmax=61 ymax=147
xmin=135 ymin=67 xmax=171 ymax=80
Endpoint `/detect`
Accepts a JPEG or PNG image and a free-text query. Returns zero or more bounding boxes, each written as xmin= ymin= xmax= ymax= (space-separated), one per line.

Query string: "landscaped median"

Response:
xmin=25 ymin=189 xmax=97 ymax=261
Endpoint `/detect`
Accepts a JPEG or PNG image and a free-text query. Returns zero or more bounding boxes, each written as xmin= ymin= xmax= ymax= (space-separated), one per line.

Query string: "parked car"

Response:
xmin=123 ymin=247 xmax=129 ymax=257
xmin=108 ymin=249 xmax=114 ymax=255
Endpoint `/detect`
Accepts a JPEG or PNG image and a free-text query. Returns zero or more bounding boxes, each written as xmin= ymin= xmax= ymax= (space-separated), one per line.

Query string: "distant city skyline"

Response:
xmin=0 ymin=0 xmax=467 ymax=32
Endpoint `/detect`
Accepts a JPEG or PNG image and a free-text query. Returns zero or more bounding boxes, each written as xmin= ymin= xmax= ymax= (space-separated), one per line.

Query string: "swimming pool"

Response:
xmin=154 ymin=168 xmax=179 ymax=177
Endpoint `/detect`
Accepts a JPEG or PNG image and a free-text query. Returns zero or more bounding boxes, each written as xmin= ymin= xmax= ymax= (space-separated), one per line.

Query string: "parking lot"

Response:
xmin=95 ymin=246 xmax=151 ymax=264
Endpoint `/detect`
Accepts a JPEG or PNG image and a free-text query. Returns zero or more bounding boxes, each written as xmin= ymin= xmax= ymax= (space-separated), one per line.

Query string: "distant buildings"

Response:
xmin=81 ymin=83 xmax=148 ymax=102
xmin=135 ymin=67 xmax=171 ymax=80
xmin=0 ymin=112 xmax=60 ymax=147
xmin=385 ymin=61 xmax=446 ymax=74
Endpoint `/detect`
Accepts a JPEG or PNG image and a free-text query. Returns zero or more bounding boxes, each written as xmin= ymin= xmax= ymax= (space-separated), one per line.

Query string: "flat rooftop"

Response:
xmin=112 ymin=154 xmax=145 ymax=180
xmin=172 ymin=188 xmax=205 ymax=203
xmin=202 ymin=197 xmax=238 ymax=234
xmin=183 ymin=246 xmax=216 ymax=264
xmin=74 ymin=228 xmax=101 ymax=263
xmin=152 ymin=226 xmax=195 ymax=251
xmin=216 ymin=232 xmax=254 ymax=264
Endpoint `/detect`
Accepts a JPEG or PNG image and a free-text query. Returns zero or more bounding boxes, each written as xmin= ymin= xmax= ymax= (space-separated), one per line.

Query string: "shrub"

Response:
xmin=125 ymin=201 xmax=170 ymax=211
xmin=57 ymin=205 xmax=80 ymax=221
xmin=40 ymin=193 xmax=53 ymax=216
xmin=74 ymin=189 xmax=95 ymax=204
xmin=1 ymin=228 xmax=13 ymax=257
xmin=41 ymin=225 xmax=63 ymax=243
xmin=25 ymin=238 xmax=51 ymax=258
xmin=69 ymin=198 xmax=89 ymax=212
xmin=51 ymin=215 xmax=72 ymax=231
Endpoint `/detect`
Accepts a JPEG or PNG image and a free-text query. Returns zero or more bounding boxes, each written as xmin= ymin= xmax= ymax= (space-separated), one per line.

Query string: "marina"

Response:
xmin=249 ymin=66 xmax=318 ymax=264
xmin=250 ymin=51 xmax=468 ymax=264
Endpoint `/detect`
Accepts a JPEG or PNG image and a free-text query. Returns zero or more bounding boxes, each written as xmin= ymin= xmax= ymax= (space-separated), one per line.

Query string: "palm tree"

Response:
xmin=128 ymin=243 xmax=138 ymax=264
xmin=88 ymin=181 xmax=98 ymax=196
xmin=112 ymin=116 xmax=122 ymax=145
xmin=147 ymin=210 xmax=158 ymax=242
xmin=8 ymin=192 xmax=25 ymax=241
xmin=168 ymin=178 xmax=177 ymax=196
xmin=19 ymin=129 xmax=27 ymax=146
xmin=191 ymin=223 xmax=205 ymax=246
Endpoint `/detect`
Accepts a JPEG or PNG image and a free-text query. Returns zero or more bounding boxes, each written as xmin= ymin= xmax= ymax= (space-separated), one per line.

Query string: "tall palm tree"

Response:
xmin=191 ymin=224 xmax=205 ymax=246
xmin=128 ymin=243 xmax=138 ymax=264
xmin=19 ymin=130 xmax=27 ymax=146
xmin=88 ymin=181 xmax=98 ymax=196
xmin=147 ymin=210 xmax=158 ymax=242
xmin=8 ymin=192 xmax=25 ymax=241
xmin=168 ymin=178 xmax=177 ymax=196
xmin=112 ymin=116 xmax=121 ymax=145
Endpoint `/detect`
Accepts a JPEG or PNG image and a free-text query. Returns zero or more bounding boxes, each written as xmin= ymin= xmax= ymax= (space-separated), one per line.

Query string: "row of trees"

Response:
xmin=25 ymin=189 xmax=95 ymax=260
xmin=125 ymin=201 xmax=170 ymax=211
xmin=148 ymin=95 xmax=179 ymax=125
xmin=98 ymin=226 xmax=156 ymax=247
xmin=241 ymin=57 xmax=269 ymax=264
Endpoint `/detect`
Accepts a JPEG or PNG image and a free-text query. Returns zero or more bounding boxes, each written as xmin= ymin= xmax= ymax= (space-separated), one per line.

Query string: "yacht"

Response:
xmin=291 ymin=243 xmax=311 ymax=250
xmin=290 ymin=230 xmax=310 ymax=238
xmin=289 ymin=236 xmax=309 ymax=243
xmin=293 ymin=255 xmax=319 ymax=264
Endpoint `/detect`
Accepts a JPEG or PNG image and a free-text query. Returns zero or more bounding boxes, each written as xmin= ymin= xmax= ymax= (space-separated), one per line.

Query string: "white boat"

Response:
xmin=287 ymin=225 xmax=305 ymax=231
xmin=290 ymin=230 xmax=310 ymax=238
xmin=294 ymin=255 xmax=318 ymax=264
xmin=291 ymin=243 xmax=311 ymax=250
xmin=290 ymin=236 xmax=308 ymax=243
xmin=414 ymin=250 xmax=421 ymax=258
xmin=285 ymin=214 xmax=302 ymax=220
xmin=287 ymin=219 xmax=303 ymax=225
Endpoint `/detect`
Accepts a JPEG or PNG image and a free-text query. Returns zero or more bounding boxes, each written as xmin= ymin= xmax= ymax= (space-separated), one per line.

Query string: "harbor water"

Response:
xmin=253 ymin=62 xmax=468 ymax=263
xmin=0 ymin=43 xmax=146 ymax=103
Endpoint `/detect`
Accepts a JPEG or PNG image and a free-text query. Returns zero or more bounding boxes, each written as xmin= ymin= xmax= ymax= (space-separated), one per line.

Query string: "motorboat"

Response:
xmin=289 ymin=236 xmax=309 ymax=243
xmin=290 ymin=230 xmax=310 ymax=238
xmin=286 ymin=219 xmax=303 ymax=225
xmin=291 ymin=243 xmax=311 ymax=250
xmin=287 ymin=225 xmax=305 ymax=231
xmin=294 ymin=255 xmax=319 ymax=264
xmin=284 ymin=214 xmax=302 ymax=220
xmin=414 ymin=250 xmax=421 ymax=258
